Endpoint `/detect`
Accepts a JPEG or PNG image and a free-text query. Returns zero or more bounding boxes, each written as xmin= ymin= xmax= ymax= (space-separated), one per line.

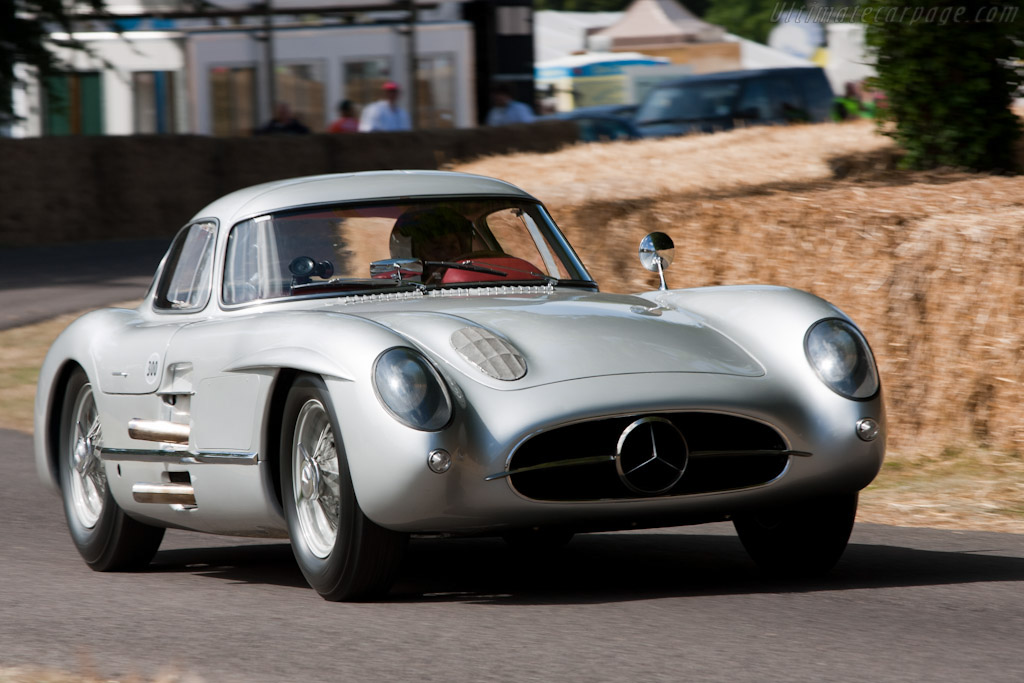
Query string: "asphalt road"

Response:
xmin=2 ymin=428 xmax=1023 ymax=682
xmin=0 ymin=240 xmax=169 ymax=330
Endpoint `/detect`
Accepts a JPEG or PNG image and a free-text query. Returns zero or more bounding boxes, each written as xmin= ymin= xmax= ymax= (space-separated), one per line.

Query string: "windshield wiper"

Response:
xmin=291 ymin=279 xmax=425 ymax=294
xmin=424 ymin=260 xmax=508 ymax=277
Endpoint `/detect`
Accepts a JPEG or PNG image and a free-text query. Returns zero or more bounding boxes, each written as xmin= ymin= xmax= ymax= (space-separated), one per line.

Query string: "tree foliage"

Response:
xmin=1 ymin=0 xmax=106 ymax=128
xmin=703 ymin=0 xmax=792 ymax=44
xmin=863 ymin=0 xmax=1023 ymax=172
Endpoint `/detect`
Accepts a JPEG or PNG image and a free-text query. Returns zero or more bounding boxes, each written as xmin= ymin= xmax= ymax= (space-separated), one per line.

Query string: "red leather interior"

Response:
xmin=441 ymin=257 xmax=545 ymax=284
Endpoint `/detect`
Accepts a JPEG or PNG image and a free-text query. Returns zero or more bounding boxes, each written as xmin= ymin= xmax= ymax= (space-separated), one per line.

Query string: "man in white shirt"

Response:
xmin=359 ymin=81 xmax=412 ymax=132
xmin=486 ymin=84 xmax=536 ymax=126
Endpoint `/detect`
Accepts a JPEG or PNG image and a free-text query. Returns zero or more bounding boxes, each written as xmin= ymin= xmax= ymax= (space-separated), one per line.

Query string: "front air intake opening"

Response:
xmin=508 ymin=412 xmax=790 ymax=502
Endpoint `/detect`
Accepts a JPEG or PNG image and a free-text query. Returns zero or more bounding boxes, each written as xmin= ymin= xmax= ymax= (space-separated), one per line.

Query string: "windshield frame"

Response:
xmin=217 ymin=195 xmax=596 ymax=311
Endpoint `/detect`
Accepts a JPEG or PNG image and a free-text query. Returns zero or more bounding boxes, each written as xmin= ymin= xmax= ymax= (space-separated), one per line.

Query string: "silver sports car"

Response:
xmin=34 ymin=171 xmax=884 ymax=600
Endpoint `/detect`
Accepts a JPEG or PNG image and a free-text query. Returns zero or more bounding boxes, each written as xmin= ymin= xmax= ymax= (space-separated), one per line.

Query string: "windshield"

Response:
xmin=222 ymin=198 xmax=592 ymax=305
xmin=635 ymin=81 xmax=742 ymax=124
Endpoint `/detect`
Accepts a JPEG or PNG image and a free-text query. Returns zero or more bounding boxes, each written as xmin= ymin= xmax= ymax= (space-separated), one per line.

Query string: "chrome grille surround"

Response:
xmin=505 ymin=411 xmax=792 ymax=502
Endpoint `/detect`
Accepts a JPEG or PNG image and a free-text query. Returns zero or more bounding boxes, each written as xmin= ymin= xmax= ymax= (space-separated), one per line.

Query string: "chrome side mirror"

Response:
xmin=639 ymin=232 xmax=675 ymax=291
xmin=370 ymin=258 xmax=424 ymax=283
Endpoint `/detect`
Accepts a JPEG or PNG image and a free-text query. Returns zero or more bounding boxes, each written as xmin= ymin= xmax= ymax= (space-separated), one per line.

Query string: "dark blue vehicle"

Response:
xmin=538 ymin=105 xmax=641 ymax=142
xmin=634 ymin=66 xmax=835 ymax=138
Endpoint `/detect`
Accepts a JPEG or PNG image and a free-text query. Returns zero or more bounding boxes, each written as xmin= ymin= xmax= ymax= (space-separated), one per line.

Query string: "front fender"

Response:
xmin=33 ymin=308 xmax=143 ymax=490
xmin=642 ymin=284 xmax=885 ymax=450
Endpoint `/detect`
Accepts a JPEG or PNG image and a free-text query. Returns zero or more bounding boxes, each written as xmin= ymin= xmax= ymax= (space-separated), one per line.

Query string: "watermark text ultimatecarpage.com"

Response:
xmin=771 ymin=3 xmax=1019 ymax=26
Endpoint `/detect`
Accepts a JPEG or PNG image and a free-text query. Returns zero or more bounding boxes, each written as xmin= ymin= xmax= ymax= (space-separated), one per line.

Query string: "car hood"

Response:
xmin=344 ymin=290 xmax=763 ymax=389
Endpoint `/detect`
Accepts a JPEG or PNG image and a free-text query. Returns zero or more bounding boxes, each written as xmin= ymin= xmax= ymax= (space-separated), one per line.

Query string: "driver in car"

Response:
xmin=388 ymin=206 xmax=481 ymax=283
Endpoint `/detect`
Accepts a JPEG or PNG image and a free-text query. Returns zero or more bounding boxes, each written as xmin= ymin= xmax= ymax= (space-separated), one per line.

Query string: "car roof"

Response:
xmin=192 ymin=170 xmax=538 ymax=225
xmin=652 ymin=66 xmax=824 ymax=89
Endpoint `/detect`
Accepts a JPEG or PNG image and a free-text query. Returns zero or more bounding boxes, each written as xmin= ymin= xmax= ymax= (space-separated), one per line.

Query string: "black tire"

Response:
xmin=733 ymin=493 xmax=858 ymax=578
xmin=58 ymin=368 xmax=165 ymax=571
xmin=280 ymin=375 xmax=407 ymax=601
xmin=502 ymin=527 xmax=574 ymax=553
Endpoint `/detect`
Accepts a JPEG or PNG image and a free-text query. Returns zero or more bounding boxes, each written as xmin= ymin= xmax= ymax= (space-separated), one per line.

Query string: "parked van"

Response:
xmin=634 ymin=67 xmax=835 ymax=138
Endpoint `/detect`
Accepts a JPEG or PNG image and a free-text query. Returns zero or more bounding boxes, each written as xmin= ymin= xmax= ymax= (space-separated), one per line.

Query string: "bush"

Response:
xmin=863 ymin=0 xmax=1023 ymax=172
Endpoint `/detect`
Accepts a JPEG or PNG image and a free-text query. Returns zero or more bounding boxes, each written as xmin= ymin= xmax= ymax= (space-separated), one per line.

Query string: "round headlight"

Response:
xmin=804 ymin=319 xmax=880 ymax=400
xmin=373 ymin=347 xmax=452 ymax=431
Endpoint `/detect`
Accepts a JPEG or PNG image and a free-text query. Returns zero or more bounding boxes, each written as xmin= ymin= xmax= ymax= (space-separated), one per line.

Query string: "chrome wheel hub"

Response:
xmin=299 ymin=460 xmax=321 ymax=502
xmin=67 ymin=383 xmax=106 ymax=529
xmin=292 ymin=399 xmax=341 ymax=559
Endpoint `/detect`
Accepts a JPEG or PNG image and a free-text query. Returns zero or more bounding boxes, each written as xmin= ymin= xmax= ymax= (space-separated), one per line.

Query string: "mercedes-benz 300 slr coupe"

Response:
xmin=34 ymin=171 xmax=884 ymax=600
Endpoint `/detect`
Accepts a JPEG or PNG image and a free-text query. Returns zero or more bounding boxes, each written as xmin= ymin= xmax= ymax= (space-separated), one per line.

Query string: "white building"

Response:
xmin=12 ymin=0 xmax=479 ymax=136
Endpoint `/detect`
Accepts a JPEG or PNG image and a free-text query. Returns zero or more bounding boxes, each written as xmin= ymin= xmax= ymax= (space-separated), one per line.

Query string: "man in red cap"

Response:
xmin=358 ymin=81 xmax=412 ymax=132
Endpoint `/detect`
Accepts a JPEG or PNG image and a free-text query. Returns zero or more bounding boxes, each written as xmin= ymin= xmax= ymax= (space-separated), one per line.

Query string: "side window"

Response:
xmin=798 ymin=70 xmax=835 ymax=122
xmin=224 ymin=220 xmax=259 ymax=305
xmin=736 ymin=79 xmax=772 ymax=120
xmin=768 ymin=77 xmax=808 ymax=122
xmin=154 ymin=222 xmax=217 ymax=311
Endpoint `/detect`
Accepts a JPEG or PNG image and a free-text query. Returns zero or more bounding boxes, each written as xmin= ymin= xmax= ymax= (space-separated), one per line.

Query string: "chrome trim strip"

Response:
xmin=485 ymin=455 xmax=616 ymax=481
xmin=132 ymin=482 xmax=196 ymax=505
xmin=100 ymin=447 xmax=258 ymax=465
xmin=192 ymin=451 xmax=260 ymax=465
xmin=484 ymin=449 xmax=809 ymax=482
xmin=688 ymin=449 xmax=813 ymax=459
xmin=128 ymin=419 xmax=190 ymax=445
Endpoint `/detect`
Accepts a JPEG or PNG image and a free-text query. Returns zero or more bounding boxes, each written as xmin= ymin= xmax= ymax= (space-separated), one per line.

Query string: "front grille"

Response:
xmin=507 ymin=412 xmax=790 ymax=502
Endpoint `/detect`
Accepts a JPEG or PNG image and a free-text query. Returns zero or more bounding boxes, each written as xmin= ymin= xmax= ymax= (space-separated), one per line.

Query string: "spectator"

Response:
xmin=359 ymin=82 xmax=412 ymax=132
xmin=256 ymin=102 xmax=310 ymax=135
xmin=486 ymin=84 xmax=536 ymax=126
xmin=328 ymin=100 xmax=359 ymax=133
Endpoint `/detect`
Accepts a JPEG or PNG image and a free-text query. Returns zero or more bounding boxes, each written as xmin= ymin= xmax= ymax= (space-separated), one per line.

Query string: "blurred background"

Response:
xmin=0 ymin=0 xmax=902 ymax=139
xmin=2 ymin=5 xmax=1024 ymax=680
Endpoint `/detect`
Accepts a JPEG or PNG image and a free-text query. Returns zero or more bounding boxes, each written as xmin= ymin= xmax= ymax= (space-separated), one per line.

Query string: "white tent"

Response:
xmin=534 ymin=10 xmax=626 ymax=62
xmin=535 ymin=10 xmax=812 ymax=70
xmin=589 ymin=0 xmax=725 ymax=49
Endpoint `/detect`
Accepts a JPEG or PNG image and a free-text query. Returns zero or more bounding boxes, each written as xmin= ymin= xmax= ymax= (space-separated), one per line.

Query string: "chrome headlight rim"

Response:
xmin=803 ymin=317 xmax=880 ymax=402
xmin=372 ymin=346 xmax=454 ymax=432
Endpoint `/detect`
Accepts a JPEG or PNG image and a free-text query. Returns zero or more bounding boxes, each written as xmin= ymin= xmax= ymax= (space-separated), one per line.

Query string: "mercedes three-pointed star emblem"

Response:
xmin=615 ymin=416 xmax=688 ymax=495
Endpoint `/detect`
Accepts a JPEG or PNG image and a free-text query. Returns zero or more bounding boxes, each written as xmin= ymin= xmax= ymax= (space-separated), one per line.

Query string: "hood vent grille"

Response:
xmin=451 ymin=327 xmax=527 ymax=381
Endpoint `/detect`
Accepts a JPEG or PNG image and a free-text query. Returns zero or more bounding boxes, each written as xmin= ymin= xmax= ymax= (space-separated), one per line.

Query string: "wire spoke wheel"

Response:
xmin=59 ymin=367 xmax=165 ymax=571
xmin=67 ymin=383 xmax=106 ymax=529
xmin=292 ymin=399 xmax=342 ymax=559
xmin=281 ymin=375 xmax=407 ymax=601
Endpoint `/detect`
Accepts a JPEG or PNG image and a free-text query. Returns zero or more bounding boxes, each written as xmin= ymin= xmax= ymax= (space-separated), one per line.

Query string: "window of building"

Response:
xmin=133 ymin=71 xmax=177 ymax=134
xmin=210 ymin=66 xmax=257 ymax=136
xmin=343 ymin=58 xmax=392 ymax=109
xmin=275 ymin=63 xmax=325 ymax=132
xmin=415 ymin=54 xmax=456 ymax=129
xmin=43 ymin=72 xmax=103 ymax=136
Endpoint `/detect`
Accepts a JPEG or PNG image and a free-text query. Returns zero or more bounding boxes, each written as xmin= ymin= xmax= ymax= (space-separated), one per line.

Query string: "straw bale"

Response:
xmin=456 ymin=121 xmax=1024 ymax=458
